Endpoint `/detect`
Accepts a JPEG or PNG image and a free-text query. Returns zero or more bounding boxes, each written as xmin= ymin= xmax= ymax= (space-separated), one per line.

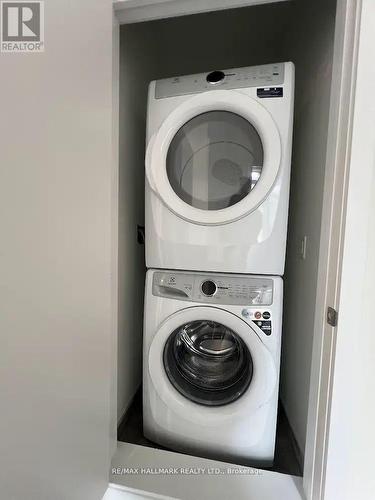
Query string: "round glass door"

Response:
xmin=166 ymin=111 xmax=264 ymax=211
xmin=163 ymin=319 xmax=253 ymax=406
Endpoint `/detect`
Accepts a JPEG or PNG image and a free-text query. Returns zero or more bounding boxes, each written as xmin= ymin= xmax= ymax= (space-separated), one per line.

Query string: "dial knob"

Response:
xmin=206 ymin=70 xmax=225 ymax=84
xmin=201 ymin=280 xmax=217 ymax=296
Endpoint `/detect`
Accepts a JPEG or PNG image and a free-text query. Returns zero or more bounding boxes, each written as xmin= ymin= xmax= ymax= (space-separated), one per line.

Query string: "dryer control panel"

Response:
xmin=154 ymin=63 xmax=285 ymax=99
xmin=152 ymin=271 xmax=273 ymax=306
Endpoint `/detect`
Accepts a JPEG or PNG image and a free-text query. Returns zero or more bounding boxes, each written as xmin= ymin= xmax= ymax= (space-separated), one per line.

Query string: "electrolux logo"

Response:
xmin=1 ymin=1 xmax=44 ymax=52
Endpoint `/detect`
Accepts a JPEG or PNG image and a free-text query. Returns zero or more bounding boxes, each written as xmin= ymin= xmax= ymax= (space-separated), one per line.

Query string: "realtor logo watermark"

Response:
xmin=1 ymin=1 xmax=44 ymax=52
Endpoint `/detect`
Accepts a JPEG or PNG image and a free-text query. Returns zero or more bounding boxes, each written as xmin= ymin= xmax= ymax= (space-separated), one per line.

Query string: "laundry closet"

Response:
xmin=3 ymin=0 xmax=370 ymax=499
xmin=115 ymin=0 xmax=340 ymax=494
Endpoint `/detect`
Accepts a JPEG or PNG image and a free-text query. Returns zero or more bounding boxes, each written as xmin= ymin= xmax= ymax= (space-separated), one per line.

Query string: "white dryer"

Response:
xmin=145 ymin=62 xmax=294 ymax=275
xmin=143 ymin=269 xmax=283 ymax=465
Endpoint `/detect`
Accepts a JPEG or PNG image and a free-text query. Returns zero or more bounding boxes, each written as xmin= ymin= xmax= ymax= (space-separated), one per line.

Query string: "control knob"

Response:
xmin=201 ymin=280 xmax=217 ymax=296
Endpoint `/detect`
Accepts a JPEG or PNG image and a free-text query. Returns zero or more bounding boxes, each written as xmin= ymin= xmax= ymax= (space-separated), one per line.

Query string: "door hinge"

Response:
xmin=327 ymin=306 xmax=338 ymax=327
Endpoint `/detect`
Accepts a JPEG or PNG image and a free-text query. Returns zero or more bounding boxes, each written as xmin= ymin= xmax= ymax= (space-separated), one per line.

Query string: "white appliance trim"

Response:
xmin=146 ymin=90 xmax=281 ymax=225
xmin=148 ymin=306 xmax=277 ymax=422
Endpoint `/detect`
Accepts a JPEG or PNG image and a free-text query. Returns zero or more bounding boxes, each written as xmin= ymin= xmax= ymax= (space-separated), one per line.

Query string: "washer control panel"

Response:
xmin=155 ymin=63 xmax=285 ymax=99
xmin=152 ymin=271 xmax=273 ymax=306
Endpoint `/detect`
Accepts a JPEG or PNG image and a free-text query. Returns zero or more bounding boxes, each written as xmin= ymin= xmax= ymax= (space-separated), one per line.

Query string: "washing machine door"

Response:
xmin=148 ymin=307 xmax=277 ymax=423
xmin=146 ymin=90 xmax=281 ymax=225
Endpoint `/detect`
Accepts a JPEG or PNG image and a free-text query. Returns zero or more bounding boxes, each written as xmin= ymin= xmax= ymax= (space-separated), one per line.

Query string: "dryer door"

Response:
xmin=146 ymin=90 xmax=281 ymax=225
xmin=148 ymin=307 xmax=277 ymax=423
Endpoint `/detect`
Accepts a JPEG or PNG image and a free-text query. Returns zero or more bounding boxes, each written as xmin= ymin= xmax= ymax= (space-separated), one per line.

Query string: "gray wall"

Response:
xmin=280 ymin=0 xmax=337 ymax=455
xmin=118 ymin=24 xmax=158 ymax=421
xmin=146 ymin=2 xmax=292 ymax=78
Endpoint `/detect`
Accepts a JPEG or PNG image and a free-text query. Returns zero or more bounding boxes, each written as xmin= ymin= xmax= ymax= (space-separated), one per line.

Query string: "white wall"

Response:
xmin=280 ymin=0 xmax=337 ymax=455
xmin=323 ymin=1 xmax=375 ymax=497
xmin=0 ymin=1 xmax=115 ymax=499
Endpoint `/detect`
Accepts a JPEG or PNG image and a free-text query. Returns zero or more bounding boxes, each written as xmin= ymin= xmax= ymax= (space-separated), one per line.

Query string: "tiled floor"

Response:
xmin=118 ymin=389 xmax=303 ymax=477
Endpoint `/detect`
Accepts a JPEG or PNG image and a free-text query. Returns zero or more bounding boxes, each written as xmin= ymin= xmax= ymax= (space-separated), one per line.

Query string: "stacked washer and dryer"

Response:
xmin=143 ymin=62 xmax=294 ymax=465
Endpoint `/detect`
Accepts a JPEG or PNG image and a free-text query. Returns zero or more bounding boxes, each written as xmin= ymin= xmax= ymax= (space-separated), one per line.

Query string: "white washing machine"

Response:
xmin=145 ymin=62 xmax=294 ymax=275
xmin=143 ymin=269 xmax=283 ymax=465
